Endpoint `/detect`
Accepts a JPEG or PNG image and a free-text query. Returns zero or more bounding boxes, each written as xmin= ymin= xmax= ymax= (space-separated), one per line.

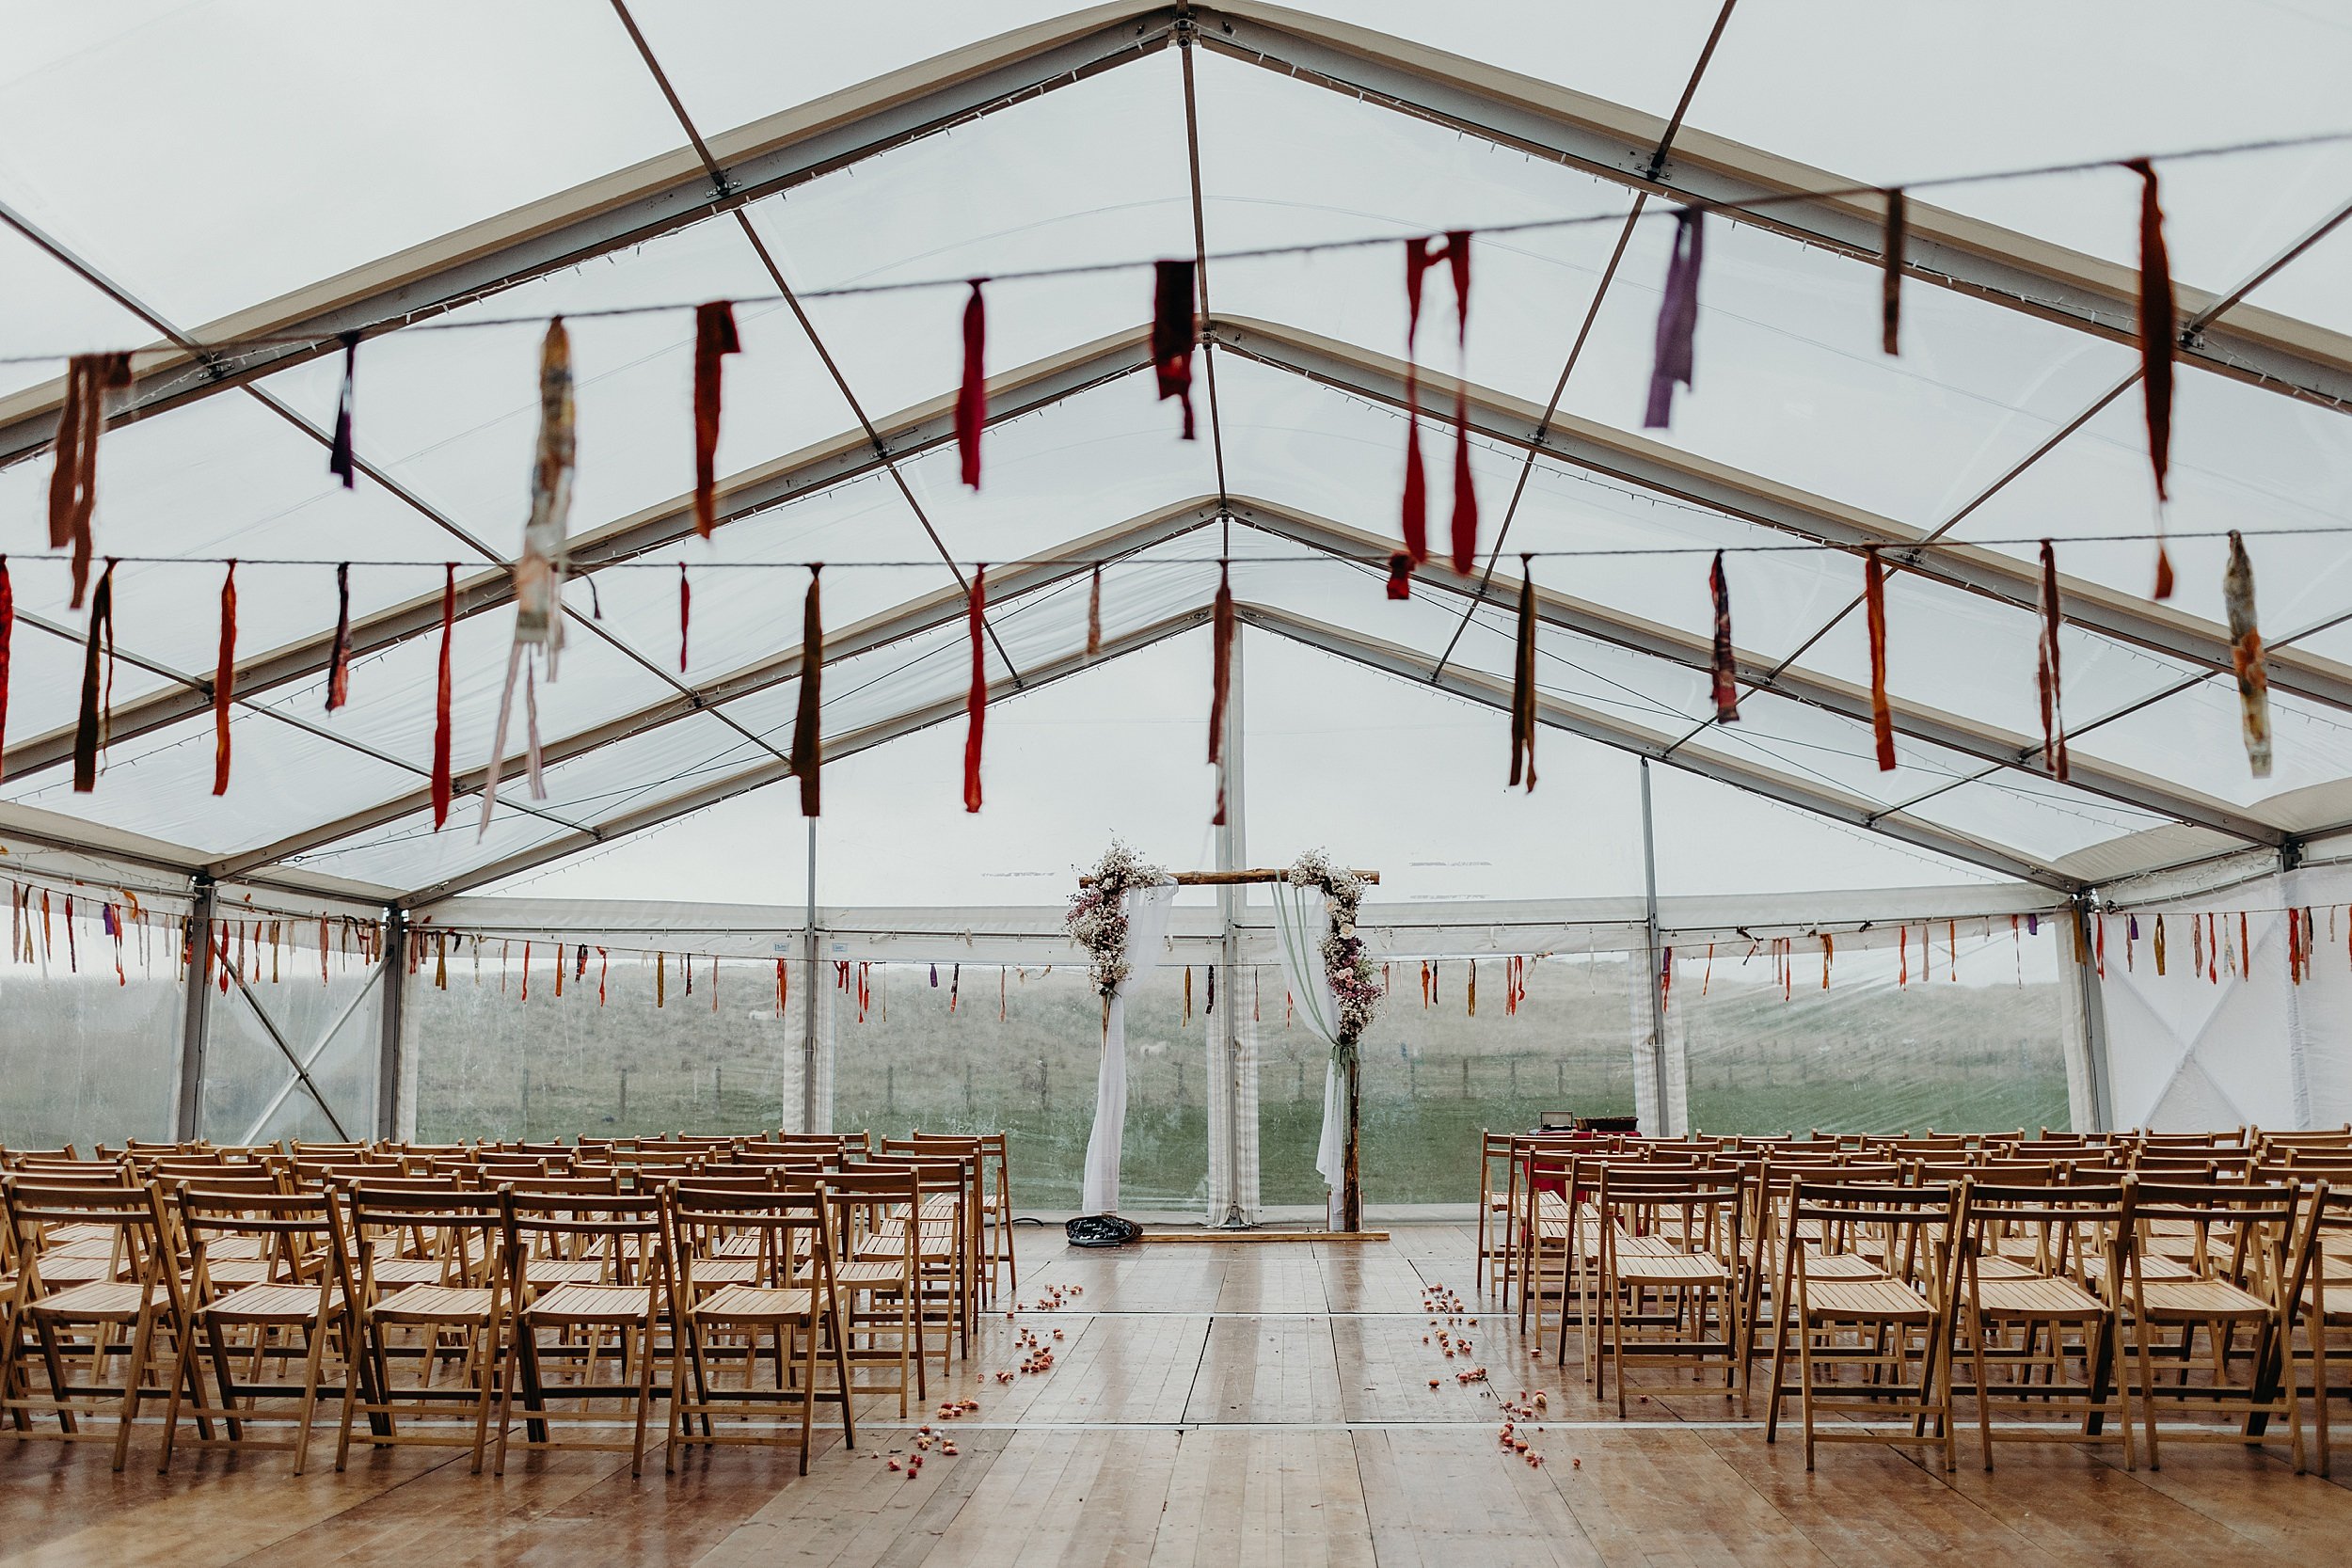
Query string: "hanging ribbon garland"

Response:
xmin=1708 ymin=549 xmax=1739 ymax=723
xmin=50 ymin=353 xmax=131 ymax=610
xmin=326 ymin=562 xmax=353 ymax=712
xmin=2223 ymin=531 xmax=2272 ymax=777
xmin=1863 ymin=546 xmax=1895 ymax=770
xmin=1508 ymin=554 xmax=1537 ymax=791
xmin=432 ymin=564 xmax=455 ymax=831
xmin=72 ymin=562 xmax=116 ymax=793
xmin=1209 ymin=560 xmax=1235 ymax=825
xmin=691 ymin=300 xmax=741 ymax=538
xmin=1880 ymin=189 xmax=1906 ymax=356
xmin=212 ymin=562 xmax=236 ymax=796
xmin=2036 ymin=541 xmax=2069 ymax=781
xmin=958 ymin=281 xmax=987 ymax=488
xmin=963 ymin=565 xmax=987 ymax=814
xmin=1151 ymin=259 xmax=1198 ymax=439
xmin=2126 ymin=158 xmax=2178 ymax=599
xmin=0 ymin=556 xmax=12 ymax=778
xmin=794 ymin=565 xmax=823 ymax=816
xmin=327 ymin=332 xmax=359 ymax=488
xmin=1644 ymin=210 xmax=1704 ymax=430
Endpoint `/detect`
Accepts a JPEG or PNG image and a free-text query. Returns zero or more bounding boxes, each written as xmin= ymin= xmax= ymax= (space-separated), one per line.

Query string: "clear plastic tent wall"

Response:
xmin=2 ymin=3 xmax=2349 ymax=1191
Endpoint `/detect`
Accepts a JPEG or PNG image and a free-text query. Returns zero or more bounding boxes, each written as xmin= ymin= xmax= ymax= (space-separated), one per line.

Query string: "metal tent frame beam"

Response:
xmin=1232 ymin=497 xmax=2281 ymax=846
xmin=0 ymin=326 xmax=1152 ymax=784
xmin=217 ymin=499 xmax=1220 ymax=879
xmin=1234 ymin=602 xmax=2082 ymax=892
xmin=1211 ymin=315 xmax=2352 ymax=713
xmin=6 ymin=1 xmax=2349 ymax=473
xmin=399 ymin=604 xmax=1216 ymax=909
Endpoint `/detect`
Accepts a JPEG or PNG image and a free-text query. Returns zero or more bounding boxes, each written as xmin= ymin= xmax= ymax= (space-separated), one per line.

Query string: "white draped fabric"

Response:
xmin=1079 ymin=881 xmax=1177 ymax=1215
xmin=1268 ymin=882 xmax=1346 ymax=1188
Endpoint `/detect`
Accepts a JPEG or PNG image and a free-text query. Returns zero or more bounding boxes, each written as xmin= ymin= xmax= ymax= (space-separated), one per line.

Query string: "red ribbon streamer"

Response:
xmin=2036 ymin=540 xmax=2069 ymax=781
xmin=963 ymin=564 xmax=987 ymax=813
xmin=432 ymin=563 xmax=454 ymax=830
xmin=1209 ymin=561 xmax=1235 ymax=825
xmin=2127 ymin=158 xmax=2177 ymax=597
xmin=678 ymin=562 xmax=691 ymax=673
xmin=49 ymin=353 xmax=131 ymax=610
xmin=958 ymin=281 xmax=986 ymax=488
xmin=1508 ymin=554 xmax=1536 ymax=792
xmin=72 ymin=562 xmax=116 ymax=793
xmin=1863 ymin=546 xmax=1895 ymax=770
xmin=1708 ymin=549 xmax=1739 ymax=722
xmin=328 ymin=332 xmax=358 ymax=488
xmin=692 ymin=301 xmax=741 ymax=538
xmin=1152 ymin=259 xmax=1197 ymax=439
xmin=1401 ymin=240 xmax=1438 ymax=564
xmin=1445 ymin=232 xmax=1478 ymax=575
xmin=213 ymin=562 xmax=237 ymax=796
xmin=1881 ymin=190 xmax=1905 ymax=356
xmin=1400 ymin=234 xmax=1477 ymax=569
xmin=1386 ymin=551 xmax=1411 ymax=601
xmin=794 ymin=565 xmax=823 ymax=816
xmin=326 ymin=561 xmax=353 ymax=711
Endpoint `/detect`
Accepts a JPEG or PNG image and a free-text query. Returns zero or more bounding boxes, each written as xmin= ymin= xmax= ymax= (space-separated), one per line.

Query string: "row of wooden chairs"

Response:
xmin=2 ymin=1130 xmax=1021 ymax=1479
xmin=1478 ymin=1126 xmax=2352 ymax=1475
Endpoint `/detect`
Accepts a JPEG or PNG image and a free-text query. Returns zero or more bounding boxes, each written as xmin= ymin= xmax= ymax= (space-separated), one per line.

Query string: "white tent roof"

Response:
xmin=4 ymin=1 xmax=2350 ymax=913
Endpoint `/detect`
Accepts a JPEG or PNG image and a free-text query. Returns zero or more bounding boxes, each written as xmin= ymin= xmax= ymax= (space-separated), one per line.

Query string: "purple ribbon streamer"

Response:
xmin=1644 ymin=209 xmax=1704 ymax=430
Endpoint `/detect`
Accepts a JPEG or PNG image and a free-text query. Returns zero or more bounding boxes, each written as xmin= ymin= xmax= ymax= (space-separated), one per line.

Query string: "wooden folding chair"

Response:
xmin=1953 ymin=1180 xmax=2137 ymax=1470
xmin=666 ymin=1186 xmax=852 ymax=1474
xmin=816 ymin=1168 xmax=927 ymax=1415
xmin=158 ymin=1187 xmax=362 ymax=1474
xmin=0 ymin=1179 xmax=190 ymax=1468
xmin=495 ymin=1190 xmax=675 ymax=1478
xmin=1765 ymin=1180 xmax=1958 ymax=1470
xmin=1590 ymin=1165 xmax=1744 ymax=1416
xmin=2288 ymin=1180 xmax=2352 ymax=1474
xmin=335 ymin=1187 xmax=507 ymax=1473
xmin=860 ymin=1155 xmax=972 ymax=1368
xmin=2124 ymin=1179 xmax=2304 ymax=1469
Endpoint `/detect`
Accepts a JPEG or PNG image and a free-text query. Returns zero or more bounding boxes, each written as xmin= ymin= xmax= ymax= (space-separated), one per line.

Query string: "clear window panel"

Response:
xmin=1677 ymin=922 xmax=2072 ymax=1136
xmin=0 ymin=905 xmax=183 ymax=1150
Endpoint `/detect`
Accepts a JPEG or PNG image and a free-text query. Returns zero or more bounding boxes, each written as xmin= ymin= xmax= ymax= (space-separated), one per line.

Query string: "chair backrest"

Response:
xmin=667 ymin=1186 xmax=831 ymax=1293
xmin=173 ymin=1185 xmax=355 ymax=1298
xmin=500 ymin=1188 xmax=667 ymax=1284
xmin=346 ymin=1184 xmax=504 ymax=1293
xmin=2 ymin=1178 xmax=173 ymax=1286
xmin=1959 ymin=1180 xmax=2133 ymax=1287
xmin=1790 ymin=1180 xmax=1958 ymax=1288
xmin=2132 ymin=1179 xmax=2299 ymax=1283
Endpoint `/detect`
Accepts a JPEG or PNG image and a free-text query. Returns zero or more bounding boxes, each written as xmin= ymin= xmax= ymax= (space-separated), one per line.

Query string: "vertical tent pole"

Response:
xmin=800 ymin=814 xmax=820 ymax=1134
xmin=173 ymin=873 xmax=217 ymax=1141
xmin=1215 ymin=622 xmax=1248 ymax=1227
xmin=2069 ymin=897 xmax=2114 ymax=1132
xmin=1639 ymin=761 xmax=1670 ymax=1135
xmin=376 ymin=906 xmax=406 ymax=1140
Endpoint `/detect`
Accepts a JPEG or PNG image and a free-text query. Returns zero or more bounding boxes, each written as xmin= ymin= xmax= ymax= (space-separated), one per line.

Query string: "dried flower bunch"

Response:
xmin=1288 ymin=848 xmax=1383 ymax=1051
xmin=1066 ymin=840 xmax=1169 ymax=998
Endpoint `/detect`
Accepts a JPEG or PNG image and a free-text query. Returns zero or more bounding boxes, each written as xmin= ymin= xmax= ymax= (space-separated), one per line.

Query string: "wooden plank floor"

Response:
xmin=8 ymin=1223 xmax=2352 ymax=1567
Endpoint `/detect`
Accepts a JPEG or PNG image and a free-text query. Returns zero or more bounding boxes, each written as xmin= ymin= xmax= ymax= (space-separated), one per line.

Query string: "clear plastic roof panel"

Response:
xmin=3 ymin=3 xmax=2348 ymax=907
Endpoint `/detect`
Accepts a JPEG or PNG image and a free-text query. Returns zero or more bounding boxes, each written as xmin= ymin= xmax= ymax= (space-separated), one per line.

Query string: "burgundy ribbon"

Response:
xmin=1864 ymin=546 xmax=1895 ymax=771
xmin=1401 ymin=234 xmax=1477 ymax=568
xmin=1386 ymin=551 xmax=1412 ymax=601
xmin=1152 ymin=260 xmax=1197 ymax=439
xmin=1508 ymin=554 xmax=1536 ymax=792
xmin=1209 ymin=561 xmax=1234 ymax=825
xmin=958 ymin=281 xmax=987 ymax=488
xmin=213 ymin=562 xmax=237 ymax=796
xmin=678 ymin=562 xmax=691 ymax=673
xmin=1709 ymin=549 xmax=1739 ymax=722
xmin=1445 ymin=232 xmax=1477 ymax=575
xmin=2127 ymin=159 xmax=2177 ymax=598
xmin=692 ymin=301 xmax=741 ymax=537
xmin=72 ymin=562 xmax=116 ymax=793
xmin=1881 ymin=191 xmax=1905 ymax=356
xmin=1644 ymin=210 xmax=1704 ymax=430
xmin=794 ymin=565 xmax=823 ymax=817
xmin=328 ymin=332 xmax=358 ymax=488
xmin=326 ymin=562 xmax=352 ymax=711
xmin=963 ymin=565 xmax=987 ymax=813
xmin=432 ymin=564 xmax=454 ymax=830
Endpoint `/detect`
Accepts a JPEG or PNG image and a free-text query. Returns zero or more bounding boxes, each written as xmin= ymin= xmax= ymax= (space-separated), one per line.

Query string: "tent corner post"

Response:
xmin=2068 ymin=896 xmax=2115 ymax=1133
xmin=173 ymin=873 xmax=217 ymax=1142
xmin=375 ymin=907 xmax=406 ymax=1141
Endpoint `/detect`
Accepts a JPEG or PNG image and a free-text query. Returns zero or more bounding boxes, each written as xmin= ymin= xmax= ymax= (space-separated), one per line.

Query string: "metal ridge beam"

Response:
xmin=1227 ymin=496 xmax=2281 ymax=846
xmin=0 ymin=5 xmax=1182 ymax=467
xmin=1210 ymin=314 xmax=2352 ymax=714
xmin=0 ymin=325 xmax=1153 ymax=783
xmin=1196 ymin=1 xmax=2352 ymax=409
xmin=215 ymin=499 xmax=1221 ymax=879
xmin=397 ymin=604 xmax=1213 ymax=909
xmin=1235 ymin=600 xmax=2081 ymax=892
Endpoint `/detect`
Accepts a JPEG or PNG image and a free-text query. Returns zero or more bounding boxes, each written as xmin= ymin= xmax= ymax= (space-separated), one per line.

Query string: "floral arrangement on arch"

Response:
xmin=1288 ymin=848 xmax=1383 ymax=1055
xmin=1066 ymin=840 xmax=1170 ymax=999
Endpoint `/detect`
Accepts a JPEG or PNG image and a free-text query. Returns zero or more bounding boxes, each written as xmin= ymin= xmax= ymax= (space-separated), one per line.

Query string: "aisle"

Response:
xmin=5 ymin=1227 xmax=2348 ymax=1568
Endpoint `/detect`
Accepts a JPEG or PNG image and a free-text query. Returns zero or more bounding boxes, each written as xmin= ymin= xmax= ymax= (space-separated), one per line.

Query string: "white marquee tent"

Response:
xmin=5 ymin=1 xmax=2352 ymax=1214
